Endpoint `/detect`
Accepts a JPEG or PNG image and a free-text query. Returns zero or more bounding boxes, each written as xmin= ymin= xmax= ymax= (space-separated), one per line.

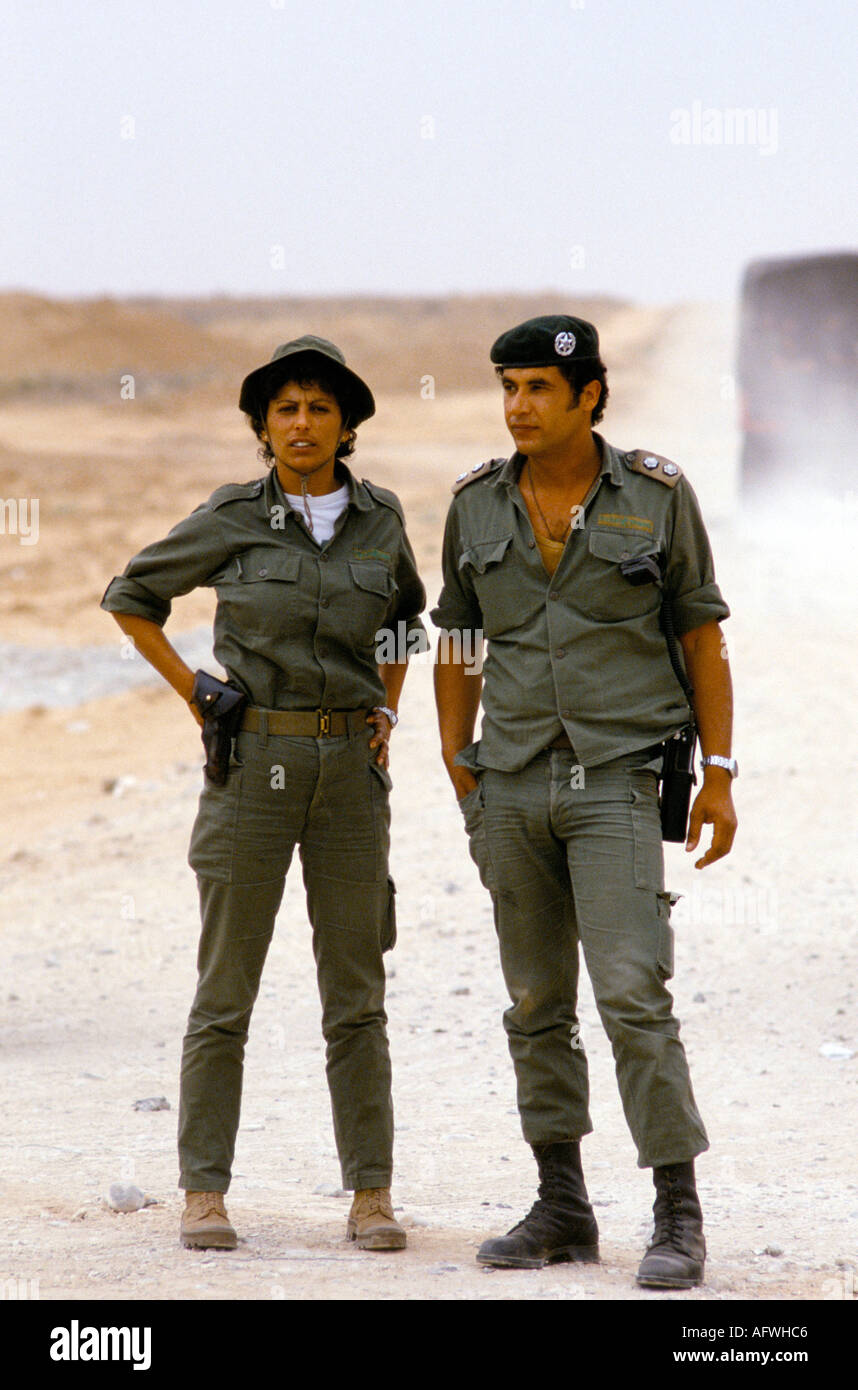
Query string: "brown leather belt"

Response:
xmin=241 ymin=707 xmax=371 ymax=738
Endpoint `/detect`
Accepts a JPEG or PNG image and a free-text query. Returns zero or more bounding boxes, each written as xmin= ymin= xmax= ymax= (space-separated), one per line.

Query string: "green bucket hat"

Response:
xmin=238 ymin=335 xmax=376 ymax=425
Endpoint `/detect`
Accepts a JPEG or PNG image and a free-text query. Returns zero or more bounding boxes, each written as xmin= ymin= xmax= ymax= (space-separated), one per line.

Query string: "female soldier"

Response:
xmin=102 ymin=336 xmax=426 ymax=1252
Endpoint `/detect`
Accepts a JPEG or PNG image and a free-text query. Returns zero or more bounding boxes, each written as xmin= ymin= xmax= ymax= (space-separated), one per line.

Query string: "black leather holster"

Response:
xmin=191 ymin=670 xmax=247 ymax=785
xmin=618 ymin=552 xmax=698 ymax=842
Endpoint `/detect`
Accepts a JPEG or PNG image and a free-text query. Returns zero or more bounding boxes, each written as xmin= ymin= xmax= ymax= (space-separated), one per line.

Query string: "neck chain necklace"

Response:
xmin=526 ymin=459 xmax=570 ymax=543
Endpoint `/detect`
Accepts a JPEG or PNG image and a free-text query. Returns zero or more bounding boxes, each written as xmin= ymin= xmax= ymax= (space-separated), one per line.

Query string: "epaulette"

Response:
xmin=622 ymin=450 xmax=683 ymax=488
xmin=451 ymin=458 xmax=505 ymax=495
xmin=208 ymin=479 xmax=265 ymax=509
xmin=361 ymin=479 xmax=404 ymax=523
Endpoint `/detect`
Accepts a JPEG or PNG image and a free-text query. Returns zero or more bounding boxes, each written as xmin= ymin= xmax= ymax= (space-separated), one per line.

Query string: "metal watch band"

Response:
xmin=377 ymin=705 xmax=399 ymax=728
xmin=701 ymin=754 xmax=738 ymax=778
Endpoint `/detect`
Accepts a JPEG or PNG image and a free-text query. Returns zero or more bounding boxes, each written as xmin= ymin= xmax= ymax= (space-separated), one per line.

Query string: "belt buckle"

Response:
xmin=317 ymin=708 xmax=332 ymax=737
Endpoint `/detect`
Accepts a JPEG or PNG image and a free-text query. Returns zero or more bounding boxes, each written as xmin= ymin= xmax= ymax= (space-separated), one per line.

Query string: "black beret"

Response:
xmin=490 ymin=314 xmax=601 ymax=367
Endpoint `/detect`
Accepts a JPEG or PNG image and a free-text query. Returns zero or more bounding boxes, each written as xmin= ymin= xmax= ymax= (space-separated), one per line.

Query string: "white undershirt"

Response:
xmin=284 ymin=483 xmax=349 ymax=545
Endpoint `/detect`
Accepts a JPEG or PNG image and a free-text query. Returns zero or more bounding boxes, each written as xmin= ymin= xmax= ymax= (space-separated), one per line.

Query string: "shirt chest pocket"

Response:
xmin=220 ymin=548 xmax=304 ymax=640
xmin=458 ymin=534 xmax=516 ymax=637
xmin=343 ymin=560 xmax=397 ymax=647
xmin=585 ymin=531 xmax=663 ymax=622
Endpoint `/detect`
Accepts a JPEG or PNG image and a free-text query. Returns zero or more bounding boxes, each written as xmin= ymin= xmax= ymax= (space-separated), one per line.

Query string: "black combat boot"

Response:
xmin=636 ymin=1160 xmax=706 ymax=1289
xmin=476 ymin=1140 xmax=600 ymax=1269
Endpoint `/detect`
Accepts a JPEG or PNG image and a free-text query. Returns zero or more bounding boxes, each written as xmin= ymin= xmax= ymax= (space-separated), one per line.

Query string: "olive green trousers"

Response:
xmin=458 ymin=747 xmax=709 ymax=1169
xmin=178 ymin=721 xmax=396 ymax=1193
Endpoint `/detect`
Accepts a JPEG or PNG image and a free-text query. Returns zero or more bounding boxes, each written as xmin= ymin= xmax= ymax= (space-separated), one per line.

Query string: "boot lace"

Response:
xmin=186 ymin=1192 xmax=227 ymax=1220
xmin=508 ymin=1194 xmax=579 ymax=1240
xmin=651 ymin=1175 xmax=685 ymax=1249
xmin=354 ymin=1188 xmax=393 ymax=1219
xmin=508 ymin=1198 xmax=550 ymax=1235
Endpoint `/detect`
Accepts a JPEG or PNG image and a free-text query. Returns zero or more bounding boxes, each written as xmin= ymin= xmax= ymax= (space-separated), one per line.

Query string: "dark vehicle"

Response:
xmin=737 ymin=252 xmax=858 ymax=498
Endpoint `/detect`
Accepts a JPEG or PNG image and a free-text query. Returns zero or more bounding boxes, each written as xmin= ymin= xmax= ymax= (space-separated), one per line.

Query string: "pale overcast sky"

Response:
xmin=3 ymin=0 xmax=855 ymax=302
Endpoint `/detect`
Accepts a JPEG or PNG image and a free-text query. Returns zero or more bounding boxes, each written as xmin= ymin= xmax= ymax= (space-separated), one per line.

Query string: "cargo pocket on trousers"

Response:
xmin=382 ymin=875 xmax=397 ymax=953
xmin=655 ymin=890 xmax=678 ymax=980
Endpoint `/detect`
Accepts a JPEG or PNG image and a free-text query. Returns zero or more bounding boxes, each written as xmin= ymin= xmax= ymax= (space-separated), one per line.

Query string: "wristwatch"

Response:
xmin=377 ymin=706 xmax=399 ymax=728
xmin=701 ymin=755 xmax=738 ymax=778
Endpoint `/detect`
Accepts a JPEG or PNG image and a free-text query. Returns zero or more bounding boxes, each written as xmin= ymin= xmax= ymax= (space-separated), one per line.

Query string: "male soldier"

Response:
xmin=432 ymin=315 xmax=737 ymax=1288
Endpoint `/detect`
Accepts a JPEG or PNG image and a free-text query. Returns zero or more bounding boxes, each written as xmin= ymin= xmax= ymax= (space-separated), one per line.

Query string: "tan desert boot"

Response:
xmin=346 ymin=1188 xmax=407 ymax=1250
xmin=180 ymin=1191 xmax=238 ymax=1250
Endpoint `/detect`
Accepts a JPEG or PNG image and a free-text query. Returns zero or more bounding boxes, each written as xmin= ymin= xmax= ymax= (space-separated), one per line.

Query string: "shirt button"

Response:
xmin=550 ymin=592 xmax=559 ymax=601
xmin=528 ymin=539 xmax=536 ymax=549
xmin=555 ymin=648 xmax=566 ymax=659
xmin=257 ymin=567 xmax=268 ymax=577
xmin=319 ymin=553 xmax=329 ymax=563
xmin=562 ymin=709 xmax=572 ymax=718
xmin=320 ymin=598 xmax=330 ymax=608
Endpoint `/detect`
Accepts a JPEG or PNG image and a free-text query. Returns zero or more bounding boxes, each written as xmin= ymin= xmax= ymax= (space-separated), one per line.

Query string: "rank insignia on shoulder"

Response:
xmin=451 ymin=458 xmax=504 ymax=494
xmin=623 ymin=450 xmax=683 ymax=487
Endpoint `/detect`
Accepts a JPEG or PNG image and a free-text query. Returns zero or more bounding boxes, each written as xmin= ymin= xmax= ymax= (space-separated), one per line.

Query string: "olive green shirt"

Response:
xmin=101 ymin=463 xmax=427 ymax=710
xmin=430 ymin=434 xmax=730 ymax=771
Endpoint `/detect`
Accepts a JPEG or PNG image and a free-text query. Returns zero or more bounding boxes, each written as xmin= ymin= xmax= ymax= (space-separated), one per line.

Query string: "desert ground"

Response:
xmin=0 ymin=293 xmax=856 ymax=1303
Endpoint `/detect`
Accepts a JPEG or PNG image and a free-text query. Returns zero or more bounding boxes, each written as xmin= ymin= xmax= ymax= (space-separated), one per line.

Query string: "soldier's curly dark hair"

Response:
xmin=495 ymin=359 xmax=609 ymax=425
xmin=245 ymin=362 xmax=358 ymax=463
